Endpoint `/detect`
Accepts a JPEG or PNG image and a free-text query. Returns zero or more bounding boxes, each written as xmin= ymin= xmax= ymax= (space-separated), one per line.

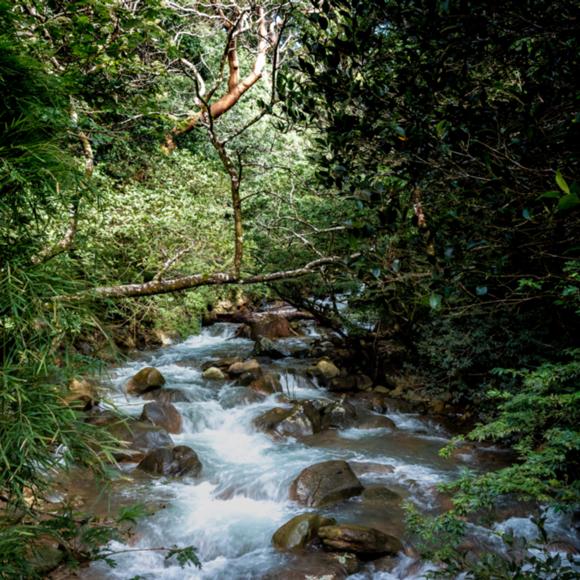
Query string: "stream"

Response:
xmin=80 ymin=320 xmax=579 ymax=579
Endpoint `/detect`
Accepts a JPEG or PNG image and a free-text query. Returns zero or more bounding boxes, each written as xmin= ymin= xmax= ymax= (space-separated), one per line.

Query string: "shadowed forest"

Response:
xmin=0 ymin=1 xmax=578 ymax=578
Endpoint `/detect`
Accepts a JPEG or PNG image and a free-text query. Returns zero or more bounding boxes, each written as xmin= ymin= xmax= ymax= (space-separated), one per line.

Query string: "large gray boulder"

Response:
xmin=289 ymin=460 xmax=364 ymax=507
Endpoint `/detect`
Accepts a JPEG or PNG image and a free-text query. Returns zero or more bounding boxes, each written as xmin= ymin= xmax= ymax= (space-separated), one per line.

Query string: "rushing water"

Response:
xmin=83 ymin=322 xmax=578 ymax=579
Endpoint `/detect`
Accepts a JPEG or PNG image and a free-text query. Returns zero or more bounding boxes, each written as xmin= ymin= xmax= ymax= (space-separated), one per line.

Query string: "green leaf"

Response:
xmin=557 ymin=194 xmax=580 ymax=212
xmin=555 ymin=170 xmax=570 ymax=194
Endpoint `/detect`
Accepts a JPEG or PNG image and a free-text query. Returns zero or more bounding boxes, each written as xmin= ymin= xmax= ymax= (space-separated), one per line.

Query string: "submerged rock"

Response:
xmin=253 ymin=336 xmax=287 ymax=359
xmin=140 ymin=402 xmax=183 ymax=434
xmin=272 ymin=513 xmax=336 ymax=551
xmin=289 ymin=460 xmax=364 ymax=507
xmin=137 ymin=445 xmax=202 ymax=477
xmin=249 ymin=373 xmax=282 ymax=395
xmin=253 ymin=402 xmax=321 ymax=438
xmin=125 ymin=367 xmax=166 ymax=395
xmin=317 ymin=524 xmax=403 ymax=558
xmin=106 ymin=419 xmax=173 ymax=461
xmin=320 ymin=400 xmax=358 ymax=430
xmin=202 ymin=366 xmax=226 ymax=380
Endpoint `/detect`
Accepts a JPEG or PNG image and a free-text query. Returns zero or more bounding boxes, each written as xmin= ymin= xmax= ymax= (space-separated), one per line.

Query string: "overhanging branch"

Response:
xmin=66 ymin=256 xmax=347 ymax=300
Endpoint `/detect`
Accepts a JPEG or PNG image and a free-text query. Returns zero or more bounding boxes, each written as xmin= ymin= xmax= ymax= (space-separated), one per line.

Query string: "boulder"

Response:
xmin=320 ymin=400 xmax=358 ymax=430
xmin=249 ymin=373 xmax=282 ymax=395
xmin=142 ymin=387 xmax=190 ymax=403
xmin=254 ymin=402 xmax=321 ymax=438
xmin=317 ymin=524 xmax=403 ymax=558
xmin=140 ymin=402 xmax=183 ymax=434
xmin=220 ymin=387 xmax=265 ymax=409
xmin=202 ymin=366 xmax=226 ymax=380
xmin=125 ymin=367 xmax=165 ymax=395
xmin=312 ymin=359 xmax=340 ymax=380
xmin=272 ymin=513 xmax=336 ymax=551
xmin=289 ymin=460 xmax=364 ymax=507
xmin=361 ymin=486 xmax=402 ymax=503
xmin=228 ymin=359 xmax=262 ymax=377
xmin=137 ymin=445 xmax=202 ymax=477
xmin=106 ymin=419 xmax=173 ymax=461
xmin=253 ymin=337 xmax=287 ymax=359
xmin=249 ymin=314 xmax=296 ymax=340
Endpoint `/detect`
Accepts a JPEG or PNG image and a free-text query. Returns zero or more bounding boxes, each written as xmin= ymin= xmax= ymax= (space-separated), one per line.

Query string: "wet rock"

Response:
xmin=137 ymin=445 xmax=202 ymax=477
xmin=254 ymin=402 xmax=321 ymax=438
xmin=272 ymin=513 xmax=336 ymax=551
xmin=361 ymin=486 xmax=402 ymax=503
xmin=202 ymin=366 xmax=226 ymax=380
xmin=289 ymin=460 xmax=364 ymax=507
xmin=201 ymin=357 xmax=241 ymax=372
xmin=356 ymin=414 xmax=396 ymax=430
xmin=234 ymin=323 xmax=252 ymax=339
xmin=349 ymin=462 xmax=396 ymax=477
xmin=253 ymin=336 xmax=287 ymax=359
xmin=373 ymin=386 xmax=391 ymax=394
xmin=328 ymin=375 xmax=372 ymax=393
xmin=320 ymin=400 xmax=358 ymax=430
xmin=249 ymin=314 xmax=296 ymax=340
xmin=106 ymin=419 xmax=173 ymax=461
xmin=249 ymin=373 xmax=282 ymax=395
xmin=311 ymin=359 xmax=340 ymax=380
xmin=142 ymin=387 xmax=190 ymax=403
xmin=318 ymin=524 xmax=403 ymax=558
xmin=140 ymin=402 xmax=183 ymax=434
xmin=125 ymin=367 xmax=166 ymax=395
xmin=228 ymin=358 xmax=262 ymax=377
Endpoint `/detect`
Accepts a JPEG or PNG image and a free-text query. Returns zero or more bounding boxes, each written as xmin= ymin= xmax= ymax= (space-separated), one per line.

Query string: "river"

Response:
xmin=80 ymin=320 xmax=578 ymax=579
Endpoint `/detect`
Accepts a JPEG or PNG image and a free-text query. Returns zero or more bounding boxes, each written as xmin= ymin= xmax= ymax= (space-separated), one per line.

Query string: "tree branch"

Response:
xmin=65 ymin=256 xmax=346 ymax=300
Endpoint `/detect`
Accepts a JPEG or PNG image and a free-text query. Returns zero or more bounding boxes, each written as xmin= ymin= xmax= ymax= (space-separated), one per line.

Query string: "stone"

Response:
xmin=272 ymin=513 xmax=336 ymax=551
xmin=202 ymin=366 xmax=226 ymax=380
xmin=253 ymin=336 xmax=287 ymax=359
xmin=373 ymin=386 xmax=391 ymax=394
xmin=125 ymin=367 xmax=165 ymax=395
xmin=289 ymin=460 xmax=364 ymax=507
xmin=249 ymin=373 xmax=282 ymax=395
xmin=254 ymin=402 xmax=321 ymax=438
xmin=313 ymin=359 xmax=340 ymax=380
xmin=137 ymin=445 xmax=202 ymax=477
xmin=361 ymin=486 xmax=402 ymax=503
xmin=249 ymin=314 xmax=295 ymax=340
xmin=140 ymin=402 xmax=183 ymax=434
xmin=429 ymin=399 xmax=446 ymax=414
xmin=320 ymin=400 xmax=358 ymax=430
xmin=328 ymin=375 xmax=373 ymax=393
xmin=106 ymin=419 xmax=173 ymax=461
xmin=317 ymin=524 xmax=403 ymax=558
xmin=228 ymin=359 xmax=262 ymax=377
